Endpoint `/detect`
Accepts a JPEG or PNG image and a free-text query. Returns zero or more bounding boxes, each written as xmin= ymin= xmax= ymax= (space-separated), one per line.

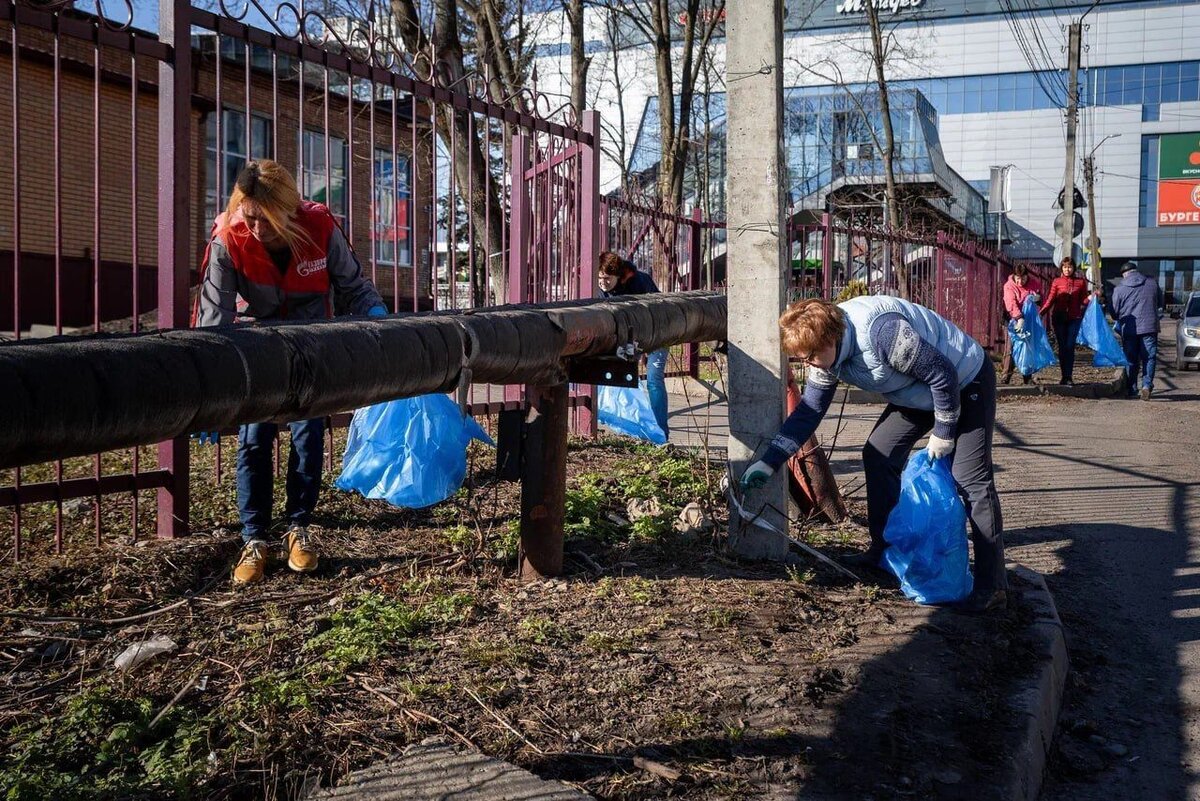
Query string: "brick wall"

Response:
xmin=0 ymin=20 xmax=435 ymax=328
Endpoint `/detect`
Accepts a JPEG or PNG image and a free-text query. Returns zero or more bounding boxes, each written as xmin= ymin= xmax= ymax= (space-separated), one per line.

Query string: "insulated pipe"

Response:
xmin=0 ymin=292 xmax=726 ymax=469
xmin=0 ymin=317 xmax=465 ymax=469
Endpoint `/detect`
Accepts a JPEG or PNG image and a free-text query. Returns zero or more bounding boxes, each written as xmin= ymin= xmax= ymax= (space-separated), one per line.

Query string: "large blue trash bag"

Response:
xmin=882 ymin=448 xmax=974 ymax=605
xmin=336 ymin=394 xmax=493 ymax=509
xmin=1008 ymin=296 xmax=1057 ymax=375
xmin=1077 ymin=299 xmax=1130 ymax=368
xmin=597 ymin=381 xmax=667 ymax=445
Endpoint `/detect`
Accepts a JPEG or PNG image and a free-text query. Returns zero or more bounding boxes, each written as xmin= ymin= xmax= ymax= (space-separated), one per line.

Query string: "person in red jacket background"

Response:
xmin=1039 ymin=257 xmax=1092 ymax=385
xmin=1000 ymin=264 xmax=1042 ymax=384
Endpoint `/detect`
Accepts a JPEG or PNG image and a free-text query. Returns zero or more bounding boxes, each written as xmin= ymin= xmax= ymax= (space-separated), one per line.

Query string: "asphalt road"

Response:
xmin=1000 ymin=324 xmax=1200 ymax=800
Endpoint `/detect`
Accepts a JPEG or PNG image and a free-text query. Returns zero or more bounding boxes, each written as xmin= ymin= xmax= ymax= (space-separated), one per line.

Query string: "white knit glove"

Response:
xmin=927 ymin=435 xmax=955 ymax=460
xmin=1013 ymin=317 xmax=1026 ymax=334
xmin=740 ymin=460 xmax=775 ymax=492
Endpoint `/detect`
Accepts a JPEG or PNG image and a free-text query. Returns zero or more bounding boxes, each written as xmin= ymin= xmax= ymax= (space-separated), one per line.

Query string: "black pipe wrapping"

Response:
xmin=556 ymin=292 xmax=727 ymax=356
xmin=0 ymin=292 xmax=726 ymax=469
xmin=457 ymin=309 xmax=568 ymax=386
xmin=0 ymin=317 xmax=464 ymax=469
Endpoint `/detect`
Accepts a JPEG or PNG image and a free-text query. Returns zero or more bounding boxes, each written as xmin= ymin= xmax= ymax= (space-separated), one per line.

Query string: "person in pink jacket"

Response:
xmin=1000 ymin=264 xmax=1042 ymax=384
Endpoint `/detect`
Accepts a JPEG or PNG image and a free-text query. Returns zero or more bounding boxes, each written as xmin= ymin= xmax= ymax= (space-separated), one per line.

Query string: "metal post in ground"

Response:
xmin=518 ymin=382 xmax=569 ymax=580
xmin=155 ymin=0 xmax=191 ymax=538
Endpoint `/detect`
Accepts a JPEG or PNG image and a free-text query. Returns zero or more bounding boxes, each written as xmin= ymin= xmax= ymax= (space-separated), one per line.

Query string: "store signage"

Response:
xmin=1157 ymin=133 xmax=1200 ymax=226
xmin=835 ymin=0 xmax=925 ymax=16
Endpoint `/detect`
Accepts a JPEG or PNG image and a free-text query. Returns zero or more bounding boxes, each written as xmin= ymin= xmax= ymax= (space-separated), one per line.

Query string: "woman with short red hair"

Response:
xmin=741 ymin=295 xmax=1005 ymax=614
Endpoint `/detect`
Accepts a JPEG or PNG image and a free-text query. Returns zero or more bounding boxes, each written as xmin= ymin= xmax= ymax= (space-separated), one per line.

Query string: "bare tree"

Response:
xmin=791 ymin=1 xmax=932 ymax=297
xmin=863 ymin=0 xmax=902 ymax=242
xmin=593 ymin=0 xmax=724 ymax=214
xmin=387 ymin=0 xmax=545 ymax=302
xmin=565 ymin=0 xmax=588 ymax=118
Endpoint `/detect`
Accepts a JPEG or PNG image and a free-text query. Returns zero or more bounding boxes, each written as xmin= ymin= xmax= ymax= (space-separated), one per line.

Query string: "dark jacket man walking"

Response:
xmin=1111 ymin=261 xmax=1162 ymax=400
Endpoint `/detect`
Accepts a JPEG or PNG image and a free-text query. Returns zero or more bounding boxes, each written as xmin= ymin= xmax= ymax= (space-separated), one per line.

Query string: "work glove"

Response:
xmin=1029 ymin=292 xmax=1040 ymax=303
xmin=1013 ymin=317 xmax=1025 ymax=334
xmin=192 ymin=431 xmax=220 ymax=445
xmin=740 ymin=460 xmax=775 ymax=493
xmin=367 ymin=305 xmax=388 ymax=317
xmin=927 ymin=435 xmax=955 ymax=461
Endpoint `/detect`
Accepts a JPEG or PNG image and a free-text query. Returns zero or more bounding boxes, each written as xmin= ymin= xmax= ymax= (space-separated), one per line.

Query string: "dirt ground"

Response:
xmin=0 ymin=435 xmax=1042 ymax=801
xmin=991 ymin=345 xmax=1117 ymax=386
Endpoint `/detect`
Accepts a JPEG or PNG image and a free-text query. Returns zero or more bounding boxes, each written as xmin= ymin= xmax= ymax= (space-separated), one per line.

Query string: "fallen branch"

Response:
xmin=547 ymin=751 xmax=683 ymax=781
xmin=567 ymin=549 xmax=604 ymax=575
xmin=463 ymin=685 xmax=545 ymax=754
xmin=632 ymin=756 xmax=683 ymax=782
xmin=356 ymin=678 xmax=478 ymax=751
xmin=149 ymin=672 xmax=200 ymax=729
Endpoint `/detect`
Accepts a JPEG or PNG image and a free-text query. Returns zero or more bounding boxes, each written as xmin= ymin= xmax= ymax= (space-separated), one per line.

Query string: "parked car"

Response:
xmin=1176 ymin=292 xmax=1200 ymax=371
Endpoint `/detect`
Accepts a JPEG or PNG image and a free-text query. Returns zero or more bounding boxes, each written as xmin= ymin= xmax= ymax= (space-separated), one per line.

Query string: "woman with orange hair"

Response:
xmin=196 ymin=159 xmax=386 ymax=586
xmin=740 ymin=295 xmax=1005 ymax=614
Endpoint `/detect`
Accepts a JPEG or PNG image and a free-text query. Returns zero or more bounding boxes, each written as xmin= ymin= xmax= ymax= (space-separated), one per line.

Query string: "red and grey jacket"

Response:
xmin=1039 ymin=274 xmax=1091 ymax=322
xmin=195 ymin=201 xmax=383 ymax=326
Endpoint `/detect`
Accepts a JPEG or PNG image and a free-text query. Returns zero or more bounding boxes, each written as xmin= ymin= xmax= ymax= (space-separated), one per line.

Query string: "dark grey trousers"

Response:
xmin=861 ymin=365 xmax=1007 ymax=594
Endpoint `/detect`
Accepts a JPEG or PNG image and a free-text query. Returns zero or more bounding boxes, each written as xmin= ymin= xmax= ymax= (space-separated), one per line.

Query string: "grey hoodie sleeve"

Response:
xmin=197 ymin=239 xmax=240 ymax=328
xmin=326 ymin=226 xmax=384 ymax=316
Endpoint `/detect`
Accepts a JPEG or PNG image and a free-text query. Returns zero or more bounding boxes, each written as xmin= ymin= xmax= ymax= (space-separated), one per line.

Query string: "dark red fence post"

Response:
xmin=686 ymin=206 xmax=703 ymax=378
xmin=576 ymin=111 xmax=600 ymax=436
xmin=155 ymin=0 xmax=192 ymax=538
xmin=935 ymin=231 xmax=946 ymax=317
xmin=821 ymin=212 xmax=834 ymax=299
xmin=505 ymin=134 xmax=531 ymax=409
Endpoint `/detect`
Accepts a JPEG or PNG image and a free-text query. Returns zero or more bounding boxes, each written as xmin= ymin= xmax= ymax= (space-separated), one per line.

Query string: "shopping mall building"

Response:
xmin=532 ymin=0 xmax=1200 ymax=303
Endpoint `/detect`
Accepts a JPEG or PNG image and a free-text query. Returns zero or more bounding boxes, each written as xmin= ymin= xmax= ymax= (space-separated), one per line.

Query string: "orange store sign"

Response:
xmin=1158 ymin=180 xmax=1200 ymax=226
xmin=1158 ymin=133 xmax=1200 ymax=226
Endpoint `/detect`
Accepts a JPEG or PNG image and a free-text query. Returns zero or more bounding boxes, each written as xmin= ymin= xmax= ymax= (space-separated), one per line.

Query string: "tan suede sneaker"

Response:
xmin=232 ymin=540 xmax=270 ymax=585
xmin=284 ymin=526 xmax=319 ymax=573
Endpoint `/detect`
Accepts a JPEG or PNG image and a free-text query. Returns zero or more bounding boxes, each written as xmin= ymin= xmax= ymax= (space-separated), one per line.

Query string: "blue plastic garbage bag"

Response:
xmin=882 ymin=448 xmax=973 ymax=605
xmin=1008 ymin=296 xmax=1057 ymax=375
xmin=1077 ymin=299 xmax=1129 ymax=368
xmin=597 ymin=381 xmax=667 ymax=445
xmin=336 ymin=394 xmax=493 ymax=509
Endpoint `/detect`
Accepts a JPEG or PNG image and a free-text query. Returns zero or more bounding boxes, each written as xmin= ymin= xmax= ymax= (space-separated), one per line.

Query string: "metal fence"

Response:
xmin=787 ymin=214 xmax=1043 ymax=353
xmin=600 ymin=197 xmax=724 ymax=377
xmin=0 ymin=0 xmax=603 ymax=558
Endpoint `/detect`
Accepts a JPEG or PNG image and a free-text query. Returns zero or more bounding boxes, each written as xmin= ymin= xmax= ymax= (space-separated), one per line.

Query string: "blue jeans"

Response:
xmin=646 ymin=349 xmax=669 ymax=437
xmin=1052 ymin=317 xmax=1082 ymax=383
xmin=1122 ymin=331 xmax=1158 ymax=394
xmin=237 ymin=418 xmax=325 ymax=543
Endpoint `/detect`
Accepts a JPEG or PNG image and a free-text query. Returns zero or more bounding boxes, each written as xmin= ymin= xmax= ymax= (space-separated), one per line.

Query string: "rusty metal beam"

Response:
xmin=517 ymin=382 xmax=570 ymax=580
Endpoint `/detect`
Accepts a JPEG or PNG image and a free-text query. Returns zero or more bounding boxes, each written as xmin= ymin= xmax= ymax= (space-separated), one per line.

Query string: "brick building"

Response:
xmin=0 ymin=10 xmax=432 ymax=332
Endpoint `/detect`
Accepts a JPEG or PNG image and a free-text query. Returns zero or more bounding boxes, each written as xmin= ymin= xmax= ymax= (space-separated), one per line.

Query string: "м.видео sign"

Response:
xmin=1158 ymin=132 xmax=1200 ymax=226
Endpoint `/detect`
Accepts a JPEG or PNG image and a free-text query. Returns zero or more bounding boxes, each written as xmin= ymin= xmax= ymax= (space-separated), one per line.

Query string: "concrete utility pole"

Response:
xmin=1082 ymin=133 xmax=1120 ymax=293
xmin=1061 ymin=21 xmax=1081 ymax=269
xmin=725 ymin=0 xmax=790 ymax=559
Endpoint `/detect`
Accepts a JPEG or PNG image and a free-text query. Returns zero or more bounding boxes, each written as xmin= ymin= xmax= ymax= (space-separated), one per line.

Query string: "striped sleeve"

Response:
xmin=761 ymin=367 xmax=838 ymax=470
xmin=870 ymin=312 xmax=960 ymax=440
